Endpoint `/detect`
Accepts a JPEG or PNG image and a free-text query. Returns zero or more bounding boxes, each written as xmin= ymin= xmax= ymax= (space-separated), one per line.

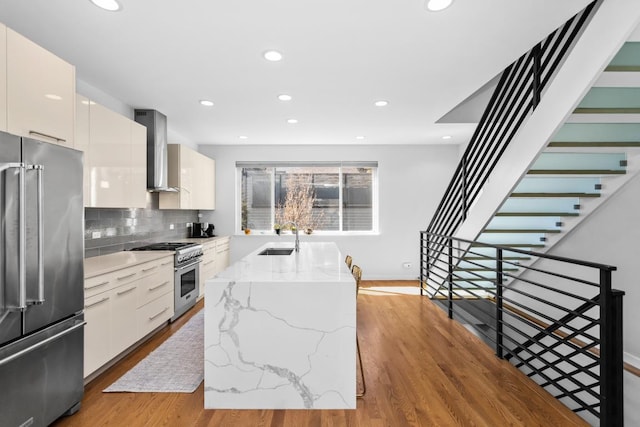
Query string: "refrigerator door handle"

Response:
xmin=0 ymin=320 xmax=86 ymax=368
xmin=26 ymin=164 xmax=45 ymax=305
xmin=0 ymin=162 xmax=27 ymax=310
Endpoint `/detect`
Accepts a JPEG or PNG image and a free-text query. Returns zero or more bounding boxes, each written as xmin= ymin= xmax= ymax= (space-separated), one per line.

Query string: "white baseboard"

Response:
xmin=364 ymin=274 xmax=420 ymax=281
xmin=625 ymin=352 xmax=640 ymax=371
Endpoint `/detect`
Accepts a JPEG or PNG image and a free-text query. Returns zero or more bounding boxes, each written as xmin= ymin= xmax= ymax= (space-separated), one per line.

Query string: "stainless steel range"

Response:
xmin=131 ymin=242 xmax=203 ymax=321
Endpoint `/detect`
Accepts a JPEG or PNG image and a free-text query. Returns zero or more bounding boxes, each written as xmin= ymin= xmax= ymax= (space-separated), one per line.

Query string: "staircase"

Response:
xmin=451 ymin=40 xmax=640 ymax=298
xmin=421 ymin=3 xmax=640 ymax=424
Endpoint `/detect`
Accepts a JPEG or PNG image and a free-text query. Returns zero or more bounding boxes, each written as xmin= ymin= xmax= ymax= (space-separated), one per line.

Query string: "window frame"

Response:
xmin=236 ymin=161 xmax=379 ymax=236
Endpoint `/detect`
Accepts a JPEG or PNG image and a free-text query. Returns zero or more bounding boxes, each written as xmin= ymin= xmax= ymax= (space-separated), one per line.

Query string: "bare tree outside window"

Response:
xmin=275 ymin=172 xmax=324 ymax=231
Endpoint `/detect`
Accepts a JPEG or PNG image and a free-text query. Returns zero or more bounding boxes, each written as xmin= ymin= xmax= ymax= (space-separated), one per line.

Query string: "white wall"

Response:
xmin=198 ymin=144 xmax=459 ymax=280
xmin=541 ymin=171 xmax=640 ymax=424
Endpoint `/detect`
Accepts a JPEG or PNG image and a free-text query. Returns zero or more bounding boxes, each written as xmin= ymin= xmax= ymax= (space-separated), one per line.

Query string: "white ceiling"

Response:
xmin=0 ymin=0 xmax=593 ymax=146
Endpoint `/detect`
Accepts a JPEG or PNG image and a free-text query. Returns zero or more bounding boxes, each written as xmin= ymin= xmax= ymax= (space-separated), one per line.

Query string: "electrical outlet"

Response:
xmin=169 ymin=224 xmax=174 ymax=230
xmin=402 ymin=262 xmax=412 ymax=269
xmin=91 ymin=231 xmax=101 ymax=239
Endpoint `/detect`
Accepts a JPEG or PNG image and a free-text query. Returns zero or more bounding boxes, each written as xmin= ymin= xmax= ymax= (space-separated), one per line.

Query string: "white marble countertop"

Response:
xmin=84 ymin=251 xmax=173 ymax=279
xmin=175 ymin=235 xmax=230 ymax=246
xmin=213 ymin=241 xmax=351 ymax=283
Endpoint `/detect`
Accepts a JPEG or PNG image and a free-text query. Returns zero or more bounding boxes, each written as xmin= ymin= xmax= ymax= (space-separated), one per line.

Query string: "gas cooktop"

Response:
xmin=131 ymin=242 xmax=199 ymax=251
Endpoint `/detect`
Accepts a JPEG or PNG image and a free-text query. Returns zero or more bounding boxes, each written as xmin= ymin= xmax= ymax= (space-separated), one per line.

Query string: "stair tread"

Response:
xmin=495 ymin=212 xmax=579 ymax=217
xmin=455 ymin=268 xmax=519 ymax=272
xmin=527 ymin=169 xmax=625 ymax=175
xmin=605 ymin=65 xmax=640 ymax=72
xmin=470 ymin=243 xmax=545 ymax=248
xmin=574 ymin=107 xmax=640 ymax=114
xmin=464 ymin=256 xmax=530 ymax=260
xmin=548 ymin=141 xmax=640 ymax=148
xmin=510 ymin=192 xmax=600 ymax=198
xmin=483 ymin=229 xmax=561 ymax=233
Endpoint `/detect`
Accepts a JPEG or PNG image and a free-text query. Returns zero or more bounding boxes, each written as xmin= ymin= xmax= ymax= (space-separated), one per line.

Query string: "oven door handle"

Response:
xmin=175 ymin=259 xmax=202 ymax=271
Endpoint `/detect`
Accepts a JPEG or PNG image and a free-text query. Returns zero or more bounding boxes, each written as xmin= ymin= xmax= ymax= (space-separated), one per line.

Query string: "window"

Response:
xmin=238 ymin=161 xmax=378 ymax=234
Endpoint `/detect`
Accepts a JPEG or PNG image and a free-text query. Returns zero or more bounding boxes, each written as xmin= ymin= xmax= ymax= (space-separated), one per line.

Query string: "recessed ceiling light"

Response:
xmin=278 ymin=94 xmax=292 ymax=101
xmin=199 ymin=100 xmax=214 ymax=107
xmin=90 ymin=0 xmax=121 ymax=12
xmin=425 ymin=0 xmax=453 ymax=12
xmin=287 ymin=119 xmax=298 ymax=124
xmin=264 ymin=50 xmax=283 ymax=61
xmin=374 ymin=100 xmax=389 ymax=107
xmin=45 ymin=94 xmax=62 ymax=100
xmin=356 ymin=136 xmax=365 ymax=140
xmin=239 ymin=135 xmax=248 ymax=140
xmin=442 ymin=135 xmax=452 ymax=140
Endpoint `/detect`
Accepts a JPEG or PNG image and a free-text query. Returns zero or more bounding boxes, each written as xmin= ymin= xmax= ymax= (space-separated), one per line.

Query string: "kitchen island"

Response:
xmin=204 ymin=241 xmax=356 ymax=409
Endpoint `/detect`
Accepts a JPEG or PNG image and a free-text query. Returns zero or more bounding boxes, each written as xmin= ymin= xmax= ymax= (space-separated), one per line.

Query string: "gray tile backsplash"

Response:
xmin=84 ymin=194 xmax=199 ymax=257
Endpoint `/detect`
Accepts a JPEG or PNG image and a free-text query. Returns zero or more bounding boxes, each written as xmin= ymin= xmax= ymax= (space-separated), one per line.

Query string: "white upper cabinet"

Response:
xmin=6 ymin=28 xmax=75 ymax=148
xmin=79 ymin=98 xmax=147 ymax=208
xmin=75 ymin=95 xmax=91 ymax=204
xmin=159 ymin=144 xmax=215 ymax=210
xmin=88 ymin=103 xmax=132 ymax=208
xmin=0 ymin=24 xmax=7 ymax=132
xmin=130 ymin=121 xmax=148 ymax=208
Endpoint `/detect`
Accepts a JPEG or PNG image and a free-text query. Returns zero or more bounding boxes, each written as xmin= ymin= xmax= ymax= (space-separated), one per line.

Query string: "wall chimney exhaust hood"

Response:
xmin=134 ymin=109 xmax=178 ymax=192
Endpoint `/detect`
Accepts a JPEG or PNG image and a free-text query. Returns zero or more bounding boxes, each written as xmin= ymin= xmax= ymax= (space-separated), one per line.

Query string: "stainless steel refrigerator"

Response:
xmin=0 ymin=131 xmax=85 ymax=426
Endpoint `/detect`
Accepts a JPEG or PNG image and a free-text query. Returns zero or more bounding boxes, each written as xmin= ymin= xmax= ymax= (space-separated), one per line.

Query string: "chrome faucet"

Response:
xmin=281 ymin=221 xmax=300 ymax=252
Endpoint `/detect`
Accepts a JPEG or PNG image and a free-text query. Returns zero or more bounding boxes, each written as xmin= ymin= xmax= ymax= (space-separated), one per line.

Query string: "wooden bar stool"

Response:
xmin=345 ymin=255 xmax=352 ymax=270
xmin=351 ymin=264 xmax=366 ymax=397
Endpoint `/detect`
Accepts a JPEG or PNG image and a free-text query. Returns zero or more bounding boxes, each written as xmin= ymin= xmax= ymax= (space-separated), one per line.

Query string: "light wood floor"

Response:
xmin=53 ymin=281 xmax=587 ymax=427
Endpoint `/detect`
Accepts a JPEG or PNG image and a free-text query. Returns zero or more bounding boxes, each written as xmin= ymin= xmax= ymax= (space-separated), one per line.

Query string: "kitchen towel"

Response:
xmin=103 ymin=309 xmax=204 ymax=393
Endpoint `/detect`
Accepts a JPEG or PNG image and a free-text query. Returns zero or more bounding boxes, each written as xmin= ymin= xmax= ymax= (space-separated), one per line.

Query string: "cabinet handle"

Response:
xmin=116 ymin=286 xmax=136 ymax=296
xmin=85 ymin=280 xmax=110 ymax=290
xmin=85 ymin=297 xmax=109 ymax=309
xmin=117 ymin=272 xmax=136 ymax=281
xmin=149 ymin=307 xmax=170 ymax=321
xmin=161 ymin=261 xmax=173 ymax=266
xmin=29 ymin=130 xmax=66 ymax=143
xmin=149 ymin=281 xmax=170 ymax=291
xmin=203 ymin=260 xmax=214 ymax=266
xmin=142 ymin=265 xmax=158 ymax=273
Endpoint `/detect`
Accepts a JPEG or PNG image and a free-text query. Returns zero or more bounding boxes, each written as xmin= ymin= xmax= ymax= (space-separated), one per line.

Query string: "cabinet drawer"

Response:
xmin=84 ymin=264 xmax=141 ymax=298
xmin=138 ymin=257 xmax=173 ymax=279
xmin=137 ymin=291 xmax=173 ymax=338
xmin=216 ymin=241 xmax=230 ymax=253
xmin=137 ymin=270 xmax=173 ymax=308
xmin=201 ymin=255 xmax=216 ymax=269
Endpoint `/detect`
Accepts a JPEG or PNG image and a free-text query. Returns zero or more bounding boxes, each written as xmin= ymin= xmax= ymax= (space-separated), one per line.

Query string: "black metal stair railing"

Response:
xmin=420 ymin=231 xmax=624 ymax=426
xmin=424 ymin=0 xmax=600 ymax=294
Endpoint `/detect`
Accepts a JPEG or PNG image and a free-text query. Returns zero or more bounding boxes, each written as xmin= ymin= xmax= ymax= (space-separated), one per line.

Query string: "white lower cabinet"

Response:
xmin=83 ymin=255 xmax=174 ymax=378
xmin=199 ymin=241 xmax=217 ymax=298
xmin=215 ymin=237 xmax=231 ymax=275
xmin=83 ymin=292 xmax=112 ymax=377
xmin=110 ymin=282 xmax=139 ymax=357
xmin=198 ymin=237 xmax=230 ymax=298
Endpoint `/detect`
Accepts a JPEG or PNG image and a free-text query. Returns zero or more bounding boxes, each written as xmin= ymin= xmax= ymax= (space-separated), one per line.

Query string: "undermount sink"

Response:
xmin=258 ymin=248 xmax=294 ymax=256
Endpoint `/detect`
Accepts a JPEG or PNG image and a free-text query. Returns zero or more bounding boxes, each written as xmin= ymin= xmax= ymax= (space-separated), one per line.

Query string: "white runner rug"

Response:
xmin=103 ymin=309 xmax=204 ymax=393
